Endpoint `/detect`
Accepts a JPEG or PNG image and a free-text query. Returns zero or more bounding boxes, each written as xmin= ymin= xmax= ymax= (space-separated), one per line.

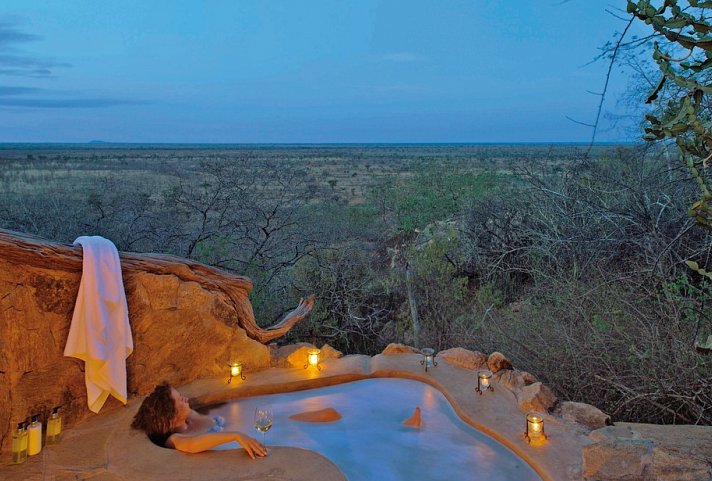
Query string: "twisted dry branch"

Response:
xmin=0 ymin=228 xmax=310 ymax=344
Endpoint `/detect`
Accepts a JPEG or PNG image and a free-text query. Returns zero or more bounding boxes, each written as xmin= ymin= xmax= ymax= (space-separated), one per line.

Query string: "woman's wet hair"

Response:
xmin=131 ymin=382 xmax=177 ymax=445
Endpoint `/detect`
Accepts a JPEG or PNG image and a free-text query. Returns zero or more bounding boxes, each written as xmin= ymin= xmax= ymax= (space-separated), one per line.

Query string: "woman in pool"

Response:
xmin=131 ymin=382 xmax=267 ymax=459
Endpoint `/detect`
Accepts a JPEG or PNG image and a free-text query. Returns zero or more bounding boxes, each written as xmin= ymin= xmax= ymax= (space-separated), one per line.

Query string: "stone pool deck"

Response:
xmin=1 ymin=353 xmax=590 ymax=481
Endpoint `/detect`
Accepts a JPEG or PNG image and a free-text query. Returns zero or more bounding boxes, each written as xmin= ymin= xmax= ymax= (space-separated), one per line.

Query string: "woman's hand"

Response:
xmin=234 ymin=432 xmax=267 ymax=459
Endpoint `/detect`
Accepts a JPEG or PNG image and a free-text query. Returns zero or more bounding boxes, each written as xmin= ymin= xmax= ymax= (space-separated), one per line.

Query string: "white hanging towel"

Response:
xmin=64 ymin=236 xmax=133 ymax=413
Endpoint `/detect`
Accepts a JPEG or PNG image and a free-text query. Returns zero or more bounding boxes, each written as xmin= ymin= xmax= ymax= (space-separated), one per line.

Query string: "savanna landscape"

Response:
xmin=2 ymin=3 xmax=712 ymax=479
xmin=1 ymin=141 xmax=710 ymax=427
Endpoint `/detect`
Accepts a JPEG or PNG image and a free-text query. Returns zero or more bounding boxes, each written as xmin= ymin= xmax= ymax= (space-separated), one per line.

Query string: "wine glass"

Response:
xmin=254 ymin=405 xmax=273 ymax=457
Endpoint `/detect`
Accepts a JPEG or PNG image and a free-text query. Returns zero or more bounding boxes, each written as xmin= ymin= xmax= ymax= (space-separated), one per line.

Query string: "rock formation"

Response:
xmin=0 ymin=228 xmax=307 ymax=452
xmin=381 ymin=343 xmax=420 ymax=355
xmin=486 ymin=351 xmax=513 ymax=373
xmin=583 ymin=423 xmax=712 ymax=481
xmin=437 ymin=347 xmax=487 ymax=370
xmin=516 ymin=382 xmax=558 ymax=413
xmin=558 ymin=401 xmax=611 ymax=431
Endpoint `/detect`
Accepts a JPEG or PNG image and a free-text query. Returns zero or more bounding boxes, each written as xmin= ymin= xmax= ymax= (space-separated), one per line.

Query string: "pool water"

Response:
xmin=207 ymin=378 xmax=541 ymax=481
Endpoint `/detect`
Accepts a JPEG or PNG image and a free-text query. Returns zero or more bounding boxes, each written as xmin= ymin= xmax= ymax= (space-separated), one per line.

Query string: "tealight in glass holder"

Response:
xmin=304 ymin=348 xmax=321 ymax=370
xmin=228 ymin=361 xmax=245 ymax=384
xmin=420 ymin=348 xmax=437 ymax=372
xmin=476 ymin=369 xmax=494 ymax=395
xmin=524 ymin=412 xmax=546 ymax=444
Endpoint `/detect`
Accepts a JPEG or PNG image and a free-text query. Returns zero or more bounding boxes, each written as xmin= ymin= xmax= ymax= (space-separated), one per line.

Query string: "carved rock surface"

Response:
xmin=582 ymin=440 xmax=650 ymax=481
xmin=583 ymin=423 xmax=712 ymax=481
xmin=520 ymin=371 xmax=537 ymax=385
xmin=320 ymin=344 xmax=343 ymax=360
xmin=0 ymin=229 xmax=274 ymax=453
xmin=381 ymin=343 xmax=419 ymax=355
xmin=494 ymin=369 xmax=531 ymax=392
xmin=487 ymin=351 xmax=513 ymax=373
xmin=437 ymin=347 xmax=487 ymax=370
xmin=272 ymin=343 xmax=315 ymax=368
xmin=559 ymin=401 xmax=610 ymax=431
xmin=286 ymin=345 xmax=318 ymax=368
xmin=517 ymin=382 xmax=557 ymax=412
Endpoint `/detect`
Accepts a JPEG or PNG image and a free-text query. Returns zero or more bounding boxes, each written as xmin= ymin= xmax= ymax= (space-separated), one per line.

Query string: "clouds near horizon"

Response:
xmin=0 ymin=2 xmax=645 ymax=142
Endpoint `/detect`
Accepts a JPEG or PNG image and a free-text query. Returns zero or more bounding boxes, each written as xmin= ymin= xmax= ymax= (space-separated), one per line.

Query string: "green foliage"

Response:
xmin=628 ymin=0 xmax=712 ymax=232
xmin=193 ymin=236 xmax=231 ymax=265
xmin=371 ymin=167 xmax=502 ymax=232
xmin=290 ymin=248 xmax=397 ymax=354
xmin=407 ymin=233 xmax=471 ymax=349
xmin=474 ymin=282 xmax=504 ymax=309
xmin=663 ymin=273 xmax=712 ymax=334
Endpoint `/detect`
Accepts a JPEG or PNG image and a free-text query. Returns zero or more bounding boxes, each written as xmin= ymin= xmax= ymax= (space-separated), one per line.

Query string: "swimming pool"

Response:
xmin=207 ymin=378 xmax=541 ymax=481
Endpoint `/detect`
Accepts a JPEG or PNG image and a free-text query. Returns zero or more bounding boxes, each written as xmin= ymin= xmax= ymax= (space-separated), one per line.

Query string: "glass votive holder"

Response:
xmin=476 ymin=369 xmax=494 ymax=395
xmin=228 ymin=361 xmax=245 ymax=383
xmin=524 ymin=412 xmax=546 ymax=444
xmin=304 ymin=348 xmax=322 ymax=370
xmin=420 ymin=348 xmax=437 ymax=372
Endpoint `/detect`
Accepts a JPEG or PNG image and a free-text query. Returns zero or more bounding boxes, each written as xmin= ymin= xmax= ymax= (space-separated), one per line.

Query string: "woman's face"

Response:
xmin=170 ymin=388 xmax=191 ymax=426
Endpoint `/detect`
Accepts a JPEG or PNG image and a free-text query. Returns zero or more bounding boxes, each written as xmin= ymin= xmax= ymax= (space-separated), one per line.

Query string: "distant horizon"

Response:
xmin=0 ymin=2 xmax=646 ymax=144
xmin=0 ymin=140 xmax=639 ymax=147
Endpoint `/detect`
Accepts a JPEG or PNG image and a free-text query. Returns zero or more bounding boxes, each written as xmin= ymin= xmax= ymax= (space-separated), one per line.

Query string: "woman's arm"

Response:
xmin=167 ymin=431 xmax=266 ymax=459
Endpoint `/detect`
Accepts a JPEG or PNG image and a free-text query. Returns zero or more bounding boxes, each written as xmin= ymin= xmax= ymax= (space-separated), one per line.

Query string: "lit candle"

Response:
xmin=476 ymin=370 xmax=493 ymax=394
xmin=526 ymin=412 xmax=546 ymax=442
xmin=228 ymin=362 xmax=245 ymax=383
xmin=305 ymin=349 xmax=321 ymax=370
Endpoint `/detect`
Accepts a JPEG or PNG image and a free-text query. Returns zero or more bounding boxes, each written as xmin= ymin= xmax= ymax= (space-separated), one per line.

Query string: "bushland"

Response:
xmin=1 ymin=143 xmax=709 ymax=425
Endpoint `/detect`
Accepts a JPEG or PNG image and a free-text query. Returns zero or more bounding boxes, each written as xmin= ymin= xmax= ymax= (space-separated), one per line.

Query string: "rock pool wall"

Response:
xmin=0 ymin=229 xmax=271 ymax=452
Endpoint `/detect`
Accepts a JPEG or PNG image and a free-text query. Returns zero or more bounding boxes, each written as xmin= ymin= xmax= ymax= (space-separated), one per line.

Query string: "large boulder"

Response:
xmin=487 ymin=351 xmax=513 ymax=373
xmin=320 ymin=344 xmax=343 ymax=360
xmin=516 ymin=382 xmax=557 ymax=412
xmin=583 ymin=423 xmax=712 ymax=481
xmin=381 ymin=343 xmax=419 ymax=355
xmin=494 ymin=369 xmax=537 ymax=392
xmin=559 ymin=401 xmax=610 ymax=431
xmin=583 ymin=440 xmax=651 ymax=481
xmin=0 ymin=229 xmax=280 ymax=453
xmin=272 ymin=343 xmax=315 ymax=368
xmin=437 ymin=347 xmax=487 ymax=370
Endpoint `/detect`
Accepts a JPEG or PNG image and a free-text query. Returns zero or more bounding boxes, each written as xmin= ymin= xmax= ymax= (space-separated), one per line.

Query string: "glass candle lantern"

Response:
xmin=304 ymin=348 xmax=322 ymax=370
xmin=420 ymin=348 xmax=438 ymax=372
xmin=524 ymin=412 xmax=546 ymax=443
xmin=476 ymin=370 xmax=494 ymax=395
xmin=228 ymin=361 xmax=245 ymax=383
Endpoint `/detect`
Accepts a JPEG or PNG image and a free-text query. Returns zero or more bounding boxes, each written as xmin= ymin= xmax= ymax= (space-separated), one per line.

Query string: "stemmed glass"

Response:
xmin=254 ymin=405 xmax=273 ymax=457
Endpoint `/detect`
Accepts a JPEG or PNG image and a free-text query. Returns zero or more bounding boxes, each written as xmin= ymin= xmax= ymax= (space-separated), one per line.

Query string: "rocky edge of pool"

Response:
xmin=1 ymin=228 xmax=711 ymax=481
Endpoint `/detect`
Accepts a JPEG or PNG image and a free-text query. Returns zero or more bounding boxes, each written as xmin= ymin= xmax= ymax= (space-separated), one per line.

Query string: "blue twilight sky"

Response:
xmin=0 ymin=1 xmax=647 ymax=143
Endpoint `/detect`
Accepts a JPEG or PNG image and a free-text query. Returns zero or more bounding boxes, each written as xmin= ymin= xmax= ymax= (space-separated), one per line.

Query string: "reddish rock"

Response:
xmin=516 ymin=382 xmax=557 ymax=412
xmin=486 ymin=351 xmax=513 ymax=373
xmin=272 ymin=343 xmax=315 ymax=368
xmin=520 ymin=370 xmax=537 ymax=385
xmin=559 ymin=401 xmax=610 ymax=431
xmin=320 ymin=344 xmax=343 ymax=360
xmin=381 ymin=343 xmax=419 ymax=355
xmin=494 ymin=369 xmax=526 ymax=392
xmin=0 ymin=229 xmax=297 ymax=453
xmin=437 ymin=347 xmax=487 ymax=370
xmin=582 ymin=440 xmax=650 ymax=481
xmin=583 ymin=423 xmax=712 ymax=481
